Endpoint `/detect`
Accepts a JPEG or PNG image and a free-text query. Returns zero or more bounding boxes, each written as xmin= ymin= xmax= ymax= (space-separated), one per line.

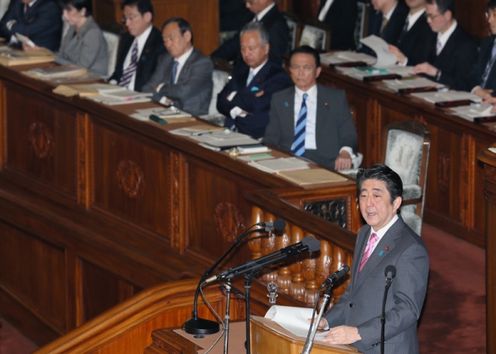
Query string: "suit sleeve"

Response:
xmin=11 ymin=2 xmax=60 ymax=39
xmin=335 ymin=91 xmax=357 ymax=152
xmin=141 ymin=53 xmax=168 ymax=93
xmin=153 ymin=56 xmax=214 ymax=110
xmin=355 ymin=242 xmax=429 ymax=351
xmin=263 ymin=92 xmax=283 ymax=146
xmin=438 ymin=39 xmax=478 ymax=91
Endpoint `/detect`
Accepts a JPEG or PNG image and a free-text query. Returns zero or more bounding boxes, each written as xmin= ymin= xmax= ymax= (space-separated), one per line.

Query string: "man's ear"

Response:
xmin=393 ymin=196 xmax=402 ymax=212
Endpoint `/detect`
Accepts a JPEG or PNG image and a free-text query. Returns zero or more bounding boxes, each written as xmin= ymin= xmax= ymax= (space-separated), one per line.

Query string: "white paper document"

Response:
xmin=264 ymin=305 xmax=328 ymax=340
xmin=132 ymin=107 xmax=192 ymax=120
xmin=320 ymin=51 xmax=376 ymax=66
xmin=410 ymin=90 xmax=482 ymax=104
xmin=248 ymin=157 xmax=309 ymax=173
xmin=450 ymin=103 xmax=495 ymax=121
xmin=190 ymin=130 xmax=260 ymax=148
xmin=382 ymin=77 xmax=445 ymax=91
xmin=360 ymin=35 xmax=397 ymax=67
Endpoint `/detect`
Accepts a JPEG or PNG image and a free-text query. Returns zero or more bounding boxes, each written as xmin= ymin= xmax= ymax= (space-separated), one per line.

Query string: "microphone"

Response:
xmin=381 ymin=265 xmax=396 ymax=354
xmin=183 ymin=219 xmax=285 ymax=335
xmin=203 ymin=235 xmax=320 ymax=285
xmin=322 ymin=264 xmax=350 ymax=288
xmin=385 ymin=265 xmax=396 ymax=282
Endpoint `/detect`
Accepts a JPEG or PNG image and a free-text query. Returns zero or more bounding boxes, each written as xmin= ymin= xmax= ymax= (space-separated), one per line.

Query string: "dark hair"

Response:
xmin=161 ymin=17 xmax=194 ymax=43
xmin=289 ymin=45 xmax=321 ymax=67
xmin=427 ymin=0 xmax=455 ymax=16
xmin=60 ymin=0 xmax=91 ymax=15
xmin=487 ymin=0 xmax=496 ymax=11
xmin=356 ymin=164 xmax=403 ymax=203
xmin=121 ymin=0 xmax=154 ymax=17
xmin=240 ymin=21 xmax=270 ymax=45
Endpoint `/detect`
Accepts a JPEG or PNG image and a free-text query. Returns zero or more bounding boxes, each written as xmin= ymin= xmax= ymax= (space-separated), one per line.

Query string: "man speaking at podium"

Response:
xmin=322 ymin=165 xmax=429 ymax=353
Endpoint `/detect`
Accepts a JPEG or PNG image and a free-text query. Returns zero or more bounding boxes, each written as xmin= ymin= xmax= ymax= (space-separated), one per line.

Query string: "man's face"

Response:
xmin=426 ymin=4 xmax=451 ymax=33
xmin=371 ymin=0 xmax=392 ymax=12
xmin=162 ymin=22 xmax=192 ymax=59
xmin=405 ymin=0 xmax=426 ymax=11
xmin=245 ymin=0 xmax=272 ymax=15
xmin=486 ymin=8 xmax=496 ymax=35
xmin=359 ymin=179 xmax=401 ymax=231
xmin=240 ymin=30 xmax=269 ymax=68
xmin=122 ymin=5 xmax=152 ymax=37
xmin=288 ymin=53 xmax=321 ymax=92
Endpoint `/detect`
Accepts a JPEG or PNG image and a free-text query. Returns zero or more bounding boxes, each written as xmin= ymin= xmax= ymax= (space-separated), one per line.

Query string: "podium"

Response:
xmin=251 ymin=316 xmax=359 ymax=354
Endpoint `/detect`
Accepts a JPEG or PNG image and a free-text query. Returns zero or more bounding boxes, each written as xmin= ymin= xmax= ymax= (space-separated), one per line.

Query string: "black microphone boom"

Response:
xmin=204 ymin=235 xmax=320 ymax=285
xmin=323 ymin=265 xmax=350 ymax=288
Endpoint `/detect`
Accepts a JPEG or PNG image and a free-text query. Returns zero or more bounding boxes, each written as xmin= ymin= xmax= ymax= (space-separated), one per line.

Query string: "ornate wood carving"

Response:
xmin=29 ymin=121 xmax=53 ymax=159
xmin=116 ymin=160 xmax=145 ymax=199
xmin=214 ymin=202 xmax=245 ymax=243
xmin=304 ymin=199 xmax=347 ymax=228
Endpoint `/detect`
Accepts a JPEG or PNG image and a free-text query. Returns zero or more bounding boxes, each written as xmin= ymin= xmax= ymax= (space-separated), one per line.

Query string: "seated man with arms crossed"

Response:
xmin=142 ymin=17 xmax=213 ymax=116
xmin=264 ymin=45 xmax=358 ymax=171
xmin=217 ymin=22 xmax=291 ymax=138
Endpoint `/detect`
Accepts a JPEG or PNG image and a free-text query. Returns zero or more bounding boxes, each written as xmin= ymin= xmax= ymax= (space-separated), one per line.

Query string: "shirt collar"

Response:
xmin=174 ymin=46 xmax=194 ymax=66
xmin=295 ymin=84 xmax=317 ymax=99
xmin=383 ymin=2 xmax=397 ymax=21
xmin=255 ymin=3 xmax=275 ymax=21
xmin=438 ymin=19 xmax=457 ymax=43
xmin=135 ymin=25 xmax=153 ymax=48
xmin=371 ymin=214 xmax=399 ymax=240
xmin=249 ymin=59 xmax=268 ymax=77
xmin=407 ymin=8 xmax=425 ymax=30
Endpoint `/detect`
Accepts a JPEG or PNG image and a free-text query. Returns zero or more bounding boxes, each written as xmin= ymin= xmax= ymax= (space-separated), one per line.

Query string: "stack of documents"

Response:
xmin=0 ymin=46 xmax=54 ymax=66
xmin=130 ymin=106 xmax=194 ymax=123
xmin=277 ymin=168 xmax=348 ymax=186
xmin=170 ymin=127 xmax=260 ymax=151
xmin=450 ymin=103 xmax=496 ymax=123
xmin=23 ymin=64 xmax=87 ymax=80
xmin=320 ymin=51 xmax=376 ymax=66
xmin=382 ymin=77 xmax=445 ymax=93
xmin=410 ymin=90 xmax=481 ymax=104
xmin=248 ymin=157 xmax=309 ymax=173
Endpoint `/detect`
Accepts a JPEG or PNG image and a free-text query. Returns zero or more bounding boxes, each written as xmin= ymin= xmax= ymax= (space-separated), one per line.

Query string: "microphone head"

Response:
xmin=340 ymin=264 xmax=350 ymax=274
xmin=301 ymin=235 xmax=321 ymax=253
xmin=385 ymin=265 xmax=397 ymax=279
xmin=272 ymin=219 xmax=286 ymax=234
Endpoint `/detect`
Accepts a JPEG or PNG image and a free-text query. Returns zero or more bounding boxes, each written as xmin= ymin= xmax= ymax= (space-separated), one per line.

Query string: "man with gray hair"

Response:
xmin=216 ymin=21 xmax=291 ymax=138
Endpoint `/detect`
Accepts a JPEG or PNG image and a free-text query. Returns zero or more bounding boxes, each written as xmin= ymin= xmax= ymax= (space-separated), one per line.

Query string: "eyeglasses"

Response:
xmin=121 ymin=13 xmax=140 ymax=23
xmin=289 ymin=65 xmax=317 ymax=71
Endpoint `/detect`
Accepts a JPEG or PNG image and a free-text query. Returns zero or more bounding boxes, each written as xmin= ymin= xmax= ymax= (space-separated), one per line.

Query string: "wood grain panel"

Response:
xmin=0 ymin=221 xmax=67 ymax=333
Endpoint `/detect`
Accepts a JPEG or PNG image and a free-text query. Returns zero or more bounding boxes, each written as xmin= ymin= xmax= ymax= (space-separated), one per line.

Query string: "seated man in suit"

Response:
xmin=469 ymin=0 xmax=496 ymax=102
xmin=317 ymin=0 xmax=358 ymax=50
xmin=264 ymin=45 xmax=358 ymax=171
xmin=142 ymin=17 xmax=213 ymax=116
xmin=0 ymin=0 xmax=62 ymax=51
xmin=108 ymin=0 xmax=165 ymax=92
xmin=211 ymin=0 xmax=289 ymax=65
xmin=412 ymin=0 xmax=477 ymax=91
xmin=217 ymin=22 xmax=291 ymax=138
xmin=367 ymin=0 xmax=408 ymax=45
xmin=389 ymin=0 xmax=435 ymax=65
xmin=322 ymin=164 xmax=429 ymax=354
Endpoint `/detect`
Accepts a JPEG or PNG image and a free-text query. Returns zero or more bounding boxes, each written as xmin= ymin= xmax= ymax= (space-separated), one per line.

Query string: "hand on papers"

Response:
xmin=413 ymin=62 xmax=438 ymax=77
xmin=334 ymin=150 xmax=352 ymax=171
xmin=388 ymin=45 xmax=406 ymax=66
xmin=322 ymin=325 xmax=361 ymax=345
xmin=473 ymin=86 xmax=494 ymax=100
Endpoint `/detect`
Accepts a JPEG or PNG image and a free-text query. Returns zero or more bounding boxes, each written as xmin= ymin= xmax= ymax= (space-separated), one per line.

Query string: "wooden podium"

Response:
xmin=251 ymin=316 xmax=358 ymax=354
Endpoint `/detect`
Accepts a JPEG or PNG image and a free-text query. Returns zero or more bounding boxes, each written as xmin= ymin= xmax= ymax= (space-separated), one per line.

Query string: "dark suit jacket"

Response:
xmin=217 ymin=60 xmax=292 ymax=138
xmin=468 ymin=36 xmax=496 ymax=91
xmin=211 ymin=5 xmax=289 ymax=64
xmin=142 ymin=48 xmax=214 ymax=116
xmin=108 ymin=26 xmax=165 ymax=92
xmin=367 ymin=1 xmax=408 ymax=45
xmin=425 ymin=25 xmax=478 ymax=91
xmin=318 ymin=0 xmax=357 ymax=50
xmin=219 ymin=0 xmax=252 ymax=32
xmin=396 ymin=12 xmax=434 ymax=66
xmin=325 ymin=217 xmax=429 ymax=354
xmin=264 ymin=84 xmax=357 ymax=168
xmin=0 ymin=0 xmax=62 ymax=51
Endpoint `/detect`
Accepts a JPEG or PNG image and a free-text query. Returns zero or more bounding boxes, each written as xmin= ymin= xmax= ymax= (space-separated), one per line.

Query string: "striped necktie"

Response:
xmin=482 ymin=39 xmax=496 ymax=87
xmin=170 ymin=60 xmax=179 ymax=84
xmin=291 ymin=93 xmax=308 ymax=157
xmin=119 ymin=41 xmax=138 ymax=87
xmin=358 ymin=232 xmax=379 ymax=272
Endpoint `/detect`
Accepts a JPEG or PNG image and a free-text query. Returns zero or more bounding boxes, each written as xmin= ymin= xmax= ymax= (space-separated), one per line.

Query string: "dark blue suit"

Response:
xmin=468 ymin=36 xmax=496 ymax=91
xmin=217 ymin=60 xmax=291 ymax=138
xmin=0 ymin=0 xmax=62 ymax=51
xmin=395 ymin=12 xmax=434 ymax=66
xmin=367 ymin=1 xmax=408 ymax=45
xmin=108 ymin=27 xmax=166 ymax=92
xmin=318 ymin=0 xmax=357 ymax=50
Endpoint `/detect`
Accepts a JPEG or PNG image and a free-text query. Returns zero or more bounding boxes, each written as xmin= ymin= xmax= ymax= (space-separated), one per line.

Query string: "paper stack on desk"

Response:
xmin=320 ymin=51 xmax=376 ymax=66
xmin=382 ymin=77 xmax=445 ymax=92
xmin=248 ymin=157 xmax=309 ymax=173
xmin=0 ymin=46 xmax=54 ymax=66
xmin=410 ymin=90 xmax=481 ymax=104
xmin=23 ymin=64 xmax=88 ymax=80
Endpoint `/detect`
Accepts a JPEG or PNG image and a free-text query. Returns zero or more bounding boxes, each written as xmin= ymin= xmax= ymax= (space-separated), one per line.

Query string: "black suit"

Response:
xmin=425 ymin=25 xmax=478 ymax=91
xmin=219 ymin=0 xmax=252 ymax=32
xmin=217 ymin=60 xmax=292 ymax=138
xmin=396 ymin=12 xmax=434 ymax=66
xmin=318 ymin=0 xmax=357 ymax=50
xmin=211 ymin=5 xmax=289 ymax=65
xmin=469 ymin=36 xmax=496 ymax=91
xmin=108 ymin=27 xmax=166 ymax=92
xmin=367 ymin=1 xmax=408 ymax=45
xmin=0 ymin=0 xmax=62 ymax=51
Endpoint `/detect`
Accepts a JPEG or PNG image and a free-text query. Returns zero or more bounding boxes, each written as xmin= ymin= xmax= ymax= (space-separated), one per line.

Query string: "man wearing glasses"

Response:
xmin=412 ymin=0 xmax=477 ymax=91
xmin=264 ymin=45 xmax=358 ymax=171
xmin=108 ymin=0 xmax=165 ymax=92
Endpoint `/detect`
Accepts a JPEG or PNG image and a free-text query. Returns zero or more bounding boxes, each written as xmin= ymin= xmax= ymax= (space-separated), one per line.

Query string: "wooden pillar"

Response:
xmin=478 ymin=146 xmax=496 ymax=354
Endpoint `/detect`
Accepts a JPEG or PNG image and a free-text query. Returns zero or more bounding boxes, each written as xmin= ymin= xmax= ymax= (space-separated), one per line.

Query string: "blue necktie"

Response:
xmin=170 ymin=60 xmax=179 ymax=84
xmin=482 ymin=39 xmax=496 ymax=87
xmin=291 ymin=93 xmax=308 ymax=156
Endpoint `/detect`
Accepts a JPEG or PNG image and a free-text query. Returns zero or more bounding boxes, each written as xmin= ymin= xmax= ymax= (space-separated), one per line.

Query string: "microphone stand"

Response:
xmin=244 ymin=272 xmax=255 ymax=354
xmin=380 ymin=277 xmax=393 ymax=354
xmin=222 ymin=279 xmax=232 ymax=354
xmin=301 ymin=283 xmax=333 ymax=354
